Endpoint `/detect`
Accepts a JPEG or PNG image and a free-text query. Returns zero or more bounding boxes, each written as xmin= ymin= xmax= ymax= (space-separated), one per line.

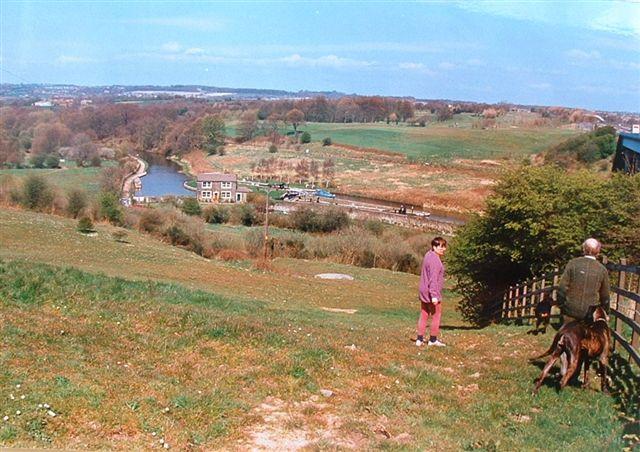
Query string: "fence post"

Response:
xmin=613 ymin=258 xmax=626 ymax=352
xmin=501 ymin=290 xmax=508 ymax=320
xmin=507 ymin=286 xmax=514 ymax=319
xmin=552 ymin=271 xmax=560 ymax=319
xmin=520 ymin=283 xmax=528 ymax=322
xmin=530 ymin=279 xmax=538 ymax=323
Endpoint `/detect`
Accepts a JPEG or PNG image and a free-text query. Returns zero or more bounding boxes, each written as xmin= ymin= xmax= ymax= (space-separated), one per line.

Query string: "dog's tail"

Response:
xmin=529 ymin=334 xmax=563 ymax=362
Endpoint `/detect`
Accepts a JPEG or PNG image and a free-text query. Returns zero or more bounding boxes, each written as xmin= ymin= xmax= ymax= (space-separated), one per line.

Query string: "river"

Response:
xmin=136 ymin=153 xmax=194 ymax=197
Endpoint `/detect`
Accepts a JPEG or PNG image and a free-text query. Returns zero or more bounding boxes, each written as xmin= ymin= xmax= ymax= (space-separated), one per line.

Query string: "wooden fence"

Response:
xmin=498 ymin=259 xmax=640 ymax=369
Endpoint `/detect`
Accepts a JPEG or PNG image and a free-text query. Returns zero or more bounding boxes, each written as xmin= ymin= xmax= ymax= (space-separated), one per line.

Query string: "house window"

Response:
xmin=201 ymin=190 xmax=212 ymax=198
xmin=201 ymin=181 xmax=212 ymax=188
xmin=221 ymin=191 xmax=231 ymax=199
xmin=221 ymin=182 xmax=232 ymax=189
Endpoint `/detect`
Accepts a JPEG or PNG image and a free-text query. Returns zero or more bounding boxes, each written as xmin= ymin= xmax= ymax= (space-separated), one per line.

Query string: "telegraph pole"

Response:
xmin=263 ymin=186 xmax=270 ymax=260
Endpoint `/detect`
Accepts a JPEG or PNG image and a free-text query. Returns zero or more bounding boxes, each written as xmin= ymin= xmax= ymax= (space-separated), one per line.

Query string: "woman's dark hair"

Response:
xmin=431 ymin=236 xmax=447 ymax=248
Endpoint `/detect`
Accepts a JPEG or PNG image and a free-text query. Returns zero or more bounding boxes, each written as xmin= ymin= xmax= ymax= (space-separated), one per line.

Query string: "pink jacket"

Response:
xmin=418 ymin=250 xmax=445 ymax=303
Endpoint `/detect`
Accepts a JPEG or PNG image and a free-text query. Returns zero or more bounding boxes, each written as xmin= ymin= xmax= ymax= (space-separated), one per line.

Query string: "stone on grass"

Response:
xmin=320 ymin=389 xmax=334 ymax=398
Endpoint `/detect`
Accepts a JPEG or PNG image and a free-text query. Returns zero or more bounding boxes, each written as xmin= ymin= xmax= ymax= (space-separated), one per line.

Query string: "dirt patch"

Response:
xmin=238 ymin=396 xmax=364 ymax=450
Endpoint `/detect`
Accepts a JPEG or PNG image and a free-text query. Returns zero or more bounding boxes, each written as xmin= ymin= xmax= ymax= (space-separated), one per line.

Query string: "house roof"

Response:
xmin=618 ymin=133 xmax=640 ymax=155
xmin=197 ymin=172 xmax=237 ymax=182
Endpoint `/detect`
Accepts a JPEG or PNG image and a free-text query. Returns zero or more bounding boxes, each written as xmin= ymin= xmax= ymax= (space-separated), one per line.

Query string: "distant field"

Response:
xmin=0 ymin=163 xmax=116 ymax=195
xmin=0 ymin=208 xmax=629 ymax=449
xmin=295 ymin=120 xmax=578 ymax=160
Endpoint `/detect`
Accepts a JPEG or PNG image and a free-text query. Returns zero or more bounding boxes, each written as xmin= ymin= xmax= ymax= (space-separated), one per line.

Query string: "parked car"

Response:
xmin=314 ymin=189 xmax=336 ymax=199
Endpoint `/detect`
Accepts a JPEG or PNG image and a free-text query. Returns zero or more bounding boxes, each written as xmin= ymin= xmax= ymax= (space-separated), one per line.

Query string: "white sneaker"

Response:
xmin=428 ymin=339 xmax=446 ymax=347
xmin=415 ymin=339 xmax=424 ymax=347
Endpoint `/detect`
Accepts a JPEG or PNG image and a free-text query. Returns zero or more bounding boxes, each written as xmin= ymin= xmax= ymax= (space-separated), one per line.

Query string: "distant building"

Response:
xmin=33 ymin=100 xmax=53 ymax=108
xmin=196 ymin=173 xmax=251 ymax=203
xmin=612 ymin=132 xmax=640 ymax=175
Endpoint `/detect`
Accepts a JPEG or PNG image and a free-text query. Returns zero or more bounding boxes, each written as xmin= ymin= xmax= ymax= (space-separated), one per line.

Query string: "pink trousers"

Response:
xmin=416 ymin=301 xmax=442 ymax=338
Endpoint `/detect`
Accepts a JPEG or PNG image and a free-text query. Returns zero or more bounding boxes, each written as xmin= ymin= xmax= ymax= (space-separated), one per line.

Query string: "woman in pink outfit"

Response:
xmin=415 ymin=237 xmax=447 ymax=347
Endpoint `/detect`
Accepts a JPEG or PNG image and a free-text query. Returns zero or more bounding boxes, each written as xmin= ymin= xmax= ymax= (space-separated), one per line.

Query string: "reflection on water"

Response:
xmin=136 ymin=153 xmax=194 ymax=197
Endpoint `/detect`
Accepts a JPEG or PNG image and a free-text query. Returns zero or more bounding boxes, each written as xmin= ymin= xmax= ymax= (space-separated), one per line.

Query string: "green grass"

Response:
xmin=0 ymin=259 xmax=630 ymax=449
xmin=0 ymin=163 xmax=116 ymax=195
xmin=294 ymin=120 xmax=578 ymax=160
xmin=0 ymin=207 xmax=633 ymax=449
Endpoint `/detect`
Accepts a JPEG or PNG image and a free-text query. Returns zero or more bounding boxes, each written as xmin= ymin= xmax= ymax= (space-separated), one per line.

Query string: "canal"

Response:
xmin=136 ymin=153 xmax=194 ymax=197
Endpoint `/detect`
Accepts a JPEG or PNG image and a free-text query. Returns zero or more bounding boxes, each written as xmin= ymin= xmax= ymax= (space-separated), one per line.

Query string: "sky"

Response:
xmin=1 ymin=1 xmax=639 ymax=112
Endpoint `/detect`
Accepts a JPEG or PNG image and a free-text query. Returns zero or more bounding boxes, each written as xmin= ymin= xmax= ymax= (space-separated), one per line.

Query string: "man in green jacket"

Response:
xmin=558 ymin=238 xmax=610 ymax=323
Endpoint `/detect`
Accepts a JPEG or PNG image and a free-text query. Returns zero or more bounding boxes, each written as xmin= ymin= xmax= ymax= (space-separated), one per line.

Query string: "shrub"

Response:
xmin=322 ymin=137 xmax=332 ymax=146
xmin=238 ymin=204 xmax=258 ymax=226
xmin=300 ymin=131 xmax=311 ymax=144
xmin=30 ymin=154 xmax=46 ymax=168
xmin=89 ymin=155 xmax=102 ymax=167
xmin=138 ymin=208 xmax=165 ymax=233
xmin=44 ymin=155 xmax=60 ymax=168
xmin=268 ymin=144 xmax=278 ymax=153
xmin=67 ymin=189 xmax=87 ymax=218
xmin=112 ymin=229 xmax=128 ymax=242
xmin=181 ymin=197 xmax=202 ymax=216
xmin=203 ymin=205 xmax=230 ymax=224
xmin=449 ymin=166 xmax=640 ymax=325
xmin=77 ymin=216 xmax=94 ymax=233
xmin=166 ymin=225 xmax=190 ymax=246
xmin=21 ymin=174 xmax=53 ymax=211
xmin=291 ymin=206 xmax=350 ymax=233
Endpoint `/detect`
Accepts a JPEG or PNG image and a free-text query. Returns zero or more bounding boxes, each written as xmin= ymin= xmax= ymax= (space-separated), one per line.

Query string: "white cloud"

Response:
xmin=278 ymin=54 xmax=374 ymax=68
xmin=456 ymin=1 xmax=640 ymax=39
xmin=161 ymin=42 xmax=182 ymax=53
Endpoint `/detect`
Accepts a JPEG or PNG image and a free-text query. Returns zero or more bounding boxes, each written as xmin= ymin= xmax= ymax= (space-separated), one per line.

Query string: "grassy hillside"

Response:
xmin=0 ymin=208 xmax=629 ymax=449
xmin=289 ymin=119 xmax=578 ymax=161
xmin=0 ymin=165 xmax=111 ymax=195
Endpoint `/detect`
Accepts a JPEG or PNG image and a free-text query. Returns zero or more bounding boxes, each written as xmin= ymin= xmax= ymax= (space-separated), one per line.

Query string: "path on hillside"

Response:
xmin=121 ymin=155 xmax=147 ymax=198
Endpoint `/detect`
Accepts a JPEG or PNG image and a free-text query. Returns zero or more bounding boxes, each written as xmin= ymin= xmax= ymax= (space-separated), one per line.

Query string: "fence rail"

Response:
xmin=497 ymin=259 xmax=640 ymax=370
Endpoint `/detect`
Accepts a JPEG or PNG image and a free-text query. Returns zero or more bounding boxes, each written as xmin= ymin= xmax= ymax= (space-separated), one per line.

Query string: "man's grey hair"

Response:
xmin=582 ymin=238 xmax=601 ymax=256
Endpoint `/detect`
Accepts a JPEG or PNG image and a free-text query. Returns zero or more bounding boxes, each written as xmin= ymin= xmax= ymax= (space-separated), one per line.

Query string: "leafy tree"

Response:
xmin=238 ymin=110 xmax=259 ymax=142
xmin=448 ymin=166 xmax=640 ymax=325
xmin=285 ymin=109 xmax=305 ymax=135
xmin=200 ymin=115 xmax=226 ymax=155
xmin=181 ymin=197 xmax=202 ymax=216
xmin=98 ymin=191 xmax=124 ymax=225
xmin=300 ymin=131 xmax=311 ymax=144
xmin=67 ymin=189 xmax=88 ymax=218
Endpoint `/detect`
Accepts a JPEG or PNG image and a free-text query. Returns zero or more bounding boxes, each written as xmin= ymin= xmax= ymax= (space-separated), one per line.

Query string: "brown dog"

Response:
xmin=531 ymin=306 xmax=610 ymax=394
